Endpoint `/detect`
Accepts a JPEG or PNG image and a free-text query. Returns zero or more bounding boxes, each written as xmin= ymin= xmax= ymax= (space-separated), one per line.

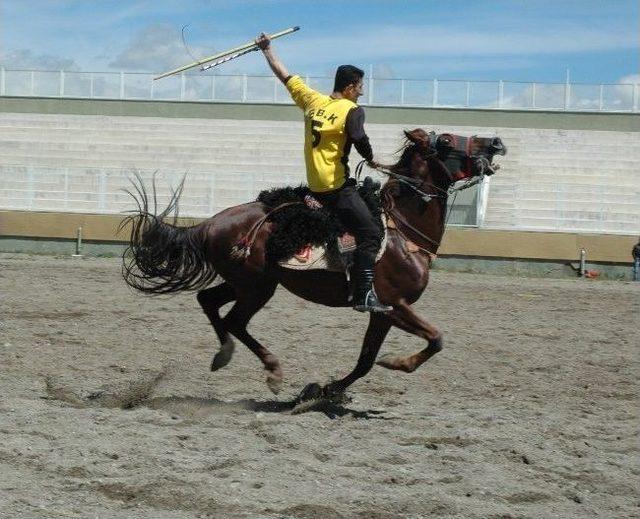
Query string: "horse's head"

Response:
xmin=398 ymin=128 xmax=507 ymax=189
xmin=432 ymin=132 xmax=507 ymax=182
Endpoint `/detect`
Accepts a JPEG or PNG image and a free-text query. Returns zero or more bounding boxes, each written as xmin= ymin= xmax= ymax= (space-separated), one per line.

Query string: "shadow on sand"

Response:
xmin=144 ymin=395 xmax=391 ymax=420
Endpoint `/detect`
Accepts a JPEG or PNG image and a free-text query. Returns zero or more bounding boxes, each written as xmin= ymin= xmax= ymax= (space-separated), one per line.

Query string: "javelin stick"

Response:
xmin=154 ymin=26 xmax=300 ymax=80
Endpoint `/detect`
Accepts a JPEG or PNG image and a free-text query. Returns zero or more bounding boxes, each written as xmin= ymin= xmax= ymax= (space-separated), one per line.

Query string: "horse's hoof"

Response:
xmin=291 ymin=384 xmax=349 ymax=415
xmin=210 ymin=337 xmax=235 ymax=371
xmin=297 ymin=383 xmax=323 ymax=403
xmin=376 ymin=354 xmax=413 ymax=373
xmin=292 ymin=384 xmax=325 ymax=415
xmin=291 ymin=396 xmax=326 ymax=415
xmin=326 ymin=390 xmax=351 ymax=405
xmin=266 ymin=373 xmax=283 ymax=395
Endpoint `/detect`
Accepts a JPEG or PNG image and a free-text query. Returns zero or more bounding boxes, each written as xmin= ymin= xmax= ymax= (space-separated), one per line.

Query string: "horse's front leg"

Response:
xmin=320 ymin=313 xmax=392 ymax=397
xmin=376 ymin=301 xmax=443 ymax=373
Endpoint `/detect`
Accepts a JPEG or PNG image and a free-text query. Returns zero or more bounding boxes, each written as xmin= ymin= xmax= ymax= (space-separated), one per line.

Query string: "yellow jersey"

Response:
xmin=286 ymin=75 xmax=359 ymax=193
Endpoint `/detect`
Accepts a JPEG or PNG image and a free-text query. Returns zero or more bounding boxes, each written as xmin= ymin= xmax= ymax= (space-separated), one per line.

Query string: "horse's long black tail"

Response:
xmin=120 ymin=174 xmax=217 ymax=294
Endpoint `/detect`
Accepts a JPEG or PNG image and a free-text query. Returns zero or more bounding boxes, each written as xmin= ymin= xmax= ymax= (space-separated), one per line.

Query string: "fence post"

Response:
xmin=120 ymin=72 xmax=125 ymax=99
xmin=0 ymin=67 xmax=5 ymax=96
xmin=633 ymin=83 xmax=639 ymax=112
xmin=90 ymin=73 xmax=94 ymax=98
xmin=498 ymin=80 xmax=504 ymax=108
xmin=30 ymin=71 xmax=35 ymax=96
xmin=564 ymin=81 xmax=571 ymax=110
xmin=432 ymin=79 xmax=438 ymax=106
xmin=400 ymin=79 xmax=405 ymax=105
xmin=465 ymin=81 xmax=471 ymax=107
xmin=598 ymin=84 xmax=604 ymax=111
xmin=476 ymin=175 xmax=491 ymax=228
xmin=531 ymin=83 xmax=536 ymax=108
xmin=59 ymin=70 xmax=65 ymax=97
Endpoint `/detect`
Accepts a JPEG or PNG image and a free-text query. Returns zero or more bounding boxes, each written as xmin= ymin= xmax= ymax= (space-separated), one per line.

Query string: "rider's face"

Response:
xmin=344 ymin=80 xmax=364 ymax=102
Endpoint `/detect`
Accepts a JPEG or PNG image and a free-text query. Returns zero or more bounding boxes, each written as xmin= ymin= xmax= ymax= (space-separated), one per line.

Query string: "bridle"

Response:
xmin=356 ymin=160 xmax=446 ymax=203
xmin=354 ymin=143 xmax=496 ymax=256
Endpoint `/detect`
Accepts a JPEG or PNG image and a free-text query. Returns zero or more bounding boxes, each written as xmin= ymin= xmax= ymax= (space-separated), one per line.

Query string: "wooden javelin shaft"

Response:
xmin=154 ymin=26 xmax=300 ymax=80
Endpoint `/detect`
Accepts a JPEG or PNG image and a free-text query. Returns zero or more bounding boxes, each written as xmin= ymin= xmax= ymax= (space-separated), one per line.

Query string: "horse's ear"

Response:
xmin=404 ymin=128 xmax=430 ymax=147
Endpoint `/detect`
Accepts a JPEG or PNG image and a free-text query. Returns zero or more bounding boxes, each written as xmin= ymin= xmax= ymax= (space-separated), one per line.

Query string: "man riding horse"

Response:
xmin=256 ymin=32 xmax=391 ymax=313
xmin=123 ymin=34 xmax=507 ymax=401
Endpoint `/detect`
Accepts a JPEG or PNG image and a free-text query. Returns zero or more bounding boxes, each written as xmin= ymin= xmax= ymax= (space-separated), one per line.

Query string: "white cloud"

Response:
xmin=0 ymin=49 xmax=79 ymax=70
xmin=618 ymin=74 xmax=640 ymax=85
xmin=612 ymin=74 xmax=640 ymax=108
xmin=108 ymin=24 xmax=213 ymax=72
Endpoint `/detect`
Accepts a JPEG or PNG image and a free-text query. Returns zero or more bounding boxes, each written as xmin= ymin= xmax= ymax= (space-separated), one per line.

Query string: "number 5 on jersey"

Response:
xmin=311 ymin=120 xmax=323 ymax=147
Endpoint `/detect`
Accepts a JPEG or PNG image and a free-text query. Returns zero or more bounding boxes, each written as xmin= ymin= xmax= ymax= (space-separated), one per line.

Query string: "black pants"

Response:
xmin=314 ymin=183 xmax=382 ymax=270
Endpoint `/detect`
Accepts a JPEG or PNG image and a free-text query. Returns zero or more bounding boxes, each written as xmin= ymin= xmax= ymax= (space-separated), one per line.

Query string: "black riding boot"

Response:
xmin=353 ymin=255 xmax=393 ymax=312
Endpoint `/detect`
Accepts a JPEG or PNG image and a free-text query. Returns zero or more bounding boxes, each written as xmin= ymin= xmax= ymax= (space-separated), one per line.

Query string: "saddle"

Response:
xmin=278 ymin=194 xmax=387 ymax=273
xmin=255 ymin=178 xmax=386 ymax=274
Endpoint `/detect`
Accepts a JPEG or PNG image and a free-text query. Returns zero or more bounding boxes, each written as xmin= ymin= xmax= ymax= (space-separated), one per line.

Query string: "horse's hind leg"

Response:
xmin=376 ymin=301 xmax=443 ymax=373
xmin=222 ymin=283 xmax=283 ymax=394
xmin=197 ymin=283 xmax=237 ymax=371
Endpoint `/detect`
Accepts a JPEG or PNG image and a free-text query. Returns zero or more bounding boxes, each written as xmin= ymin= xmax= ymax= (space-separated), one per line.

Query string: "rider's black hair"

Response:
xmin=333 ymin=65 xmax=364 ymax=93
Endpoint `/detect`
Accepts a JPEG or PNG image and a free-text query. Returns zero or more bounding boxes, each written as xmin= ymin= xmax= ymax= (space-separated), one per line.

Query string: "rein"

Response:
xmin=355 ymin=160 xmax=447 ymax=204
xmin=356 ymin=160 xmax=445 ymax=254
xmin=232 ymin=157 xmax=488 ymax=262
xmin=380 ymin=179 xmax=441 ymax=256
xmin=356 ymin=160 xmax=486 ymax=257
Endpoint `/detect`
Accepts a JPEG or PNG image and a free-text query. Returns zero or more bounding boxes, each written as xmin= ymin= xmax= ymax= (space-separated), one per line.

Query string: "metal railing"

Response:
xmin=0 ymin=68 xmax=638 ymax=112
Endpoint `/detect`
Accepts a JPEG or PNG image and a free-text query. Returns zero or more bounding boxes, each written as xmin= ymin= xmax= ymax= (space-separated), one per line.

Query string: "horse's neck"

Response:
xmin=391 ymin=193 xmax=447 ymax=253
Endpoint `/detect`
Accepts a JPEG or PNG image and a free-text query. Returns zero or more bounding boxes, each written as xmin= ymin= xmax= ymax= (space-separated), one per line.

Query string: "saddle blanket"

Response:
xmin=278 ymin=223 xmax=388 ymax=272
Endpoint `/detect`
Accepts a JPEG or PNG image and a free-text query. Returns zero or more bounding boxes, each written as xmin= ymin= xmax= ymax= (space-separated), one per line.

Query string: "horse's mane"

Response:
xmin=388 ymin=139 xmax=451 ymax=187
xmin=389 ymin=141 xmax=418 ymax=175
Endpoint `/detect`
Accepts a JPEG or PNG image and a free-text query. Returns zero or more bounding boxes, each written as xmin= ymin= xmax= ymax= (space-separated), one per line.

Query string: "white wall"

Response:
xmin=1 ymin=112 xmax=638 ymax=234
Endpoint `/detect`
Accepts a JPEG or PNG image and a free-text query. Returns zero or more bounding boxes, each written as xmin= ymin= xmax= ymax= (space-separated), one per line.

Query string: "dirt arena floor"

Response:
xmin=0 ymin=253 xmax=638 ymax=518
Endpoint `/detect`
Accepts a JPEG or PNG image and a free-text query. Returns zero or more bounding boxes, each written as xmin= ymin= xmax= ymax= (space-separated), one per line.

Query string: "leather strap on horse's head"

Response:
xmin=430 ymin=133 xmax=502 ymax=181
xmin=430 ymin=133 xmax=474 ymax=181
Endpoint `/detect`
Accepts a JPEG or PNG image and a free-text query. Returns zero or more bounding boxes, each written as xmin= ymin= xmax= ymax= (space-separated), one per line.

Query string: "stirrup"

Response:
xmin=353 ymin=289 xmax=393 ymax=313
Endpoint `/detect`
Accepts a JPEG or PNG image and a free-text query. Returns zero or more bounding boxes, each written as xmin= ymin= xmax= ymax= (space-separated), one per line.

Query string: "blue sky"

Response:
xmin=0 ymin=0 xmax=638 ymax=84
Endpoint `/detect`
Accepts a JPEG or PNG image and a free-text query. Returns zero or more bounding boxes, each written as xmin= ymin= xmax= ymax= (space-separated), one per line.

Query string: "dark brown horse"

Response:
xmin=122 ymin=128 xmax=506 ymax=401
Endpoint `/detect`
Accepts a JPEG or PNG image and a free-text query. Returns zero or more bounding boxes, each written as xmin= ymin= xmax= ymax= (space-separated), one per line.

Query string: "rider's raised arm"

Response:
xmin=256 ymin=33 xmax=290 ymax=85
xmin=257 ymin=32 xmax=319 ymax=111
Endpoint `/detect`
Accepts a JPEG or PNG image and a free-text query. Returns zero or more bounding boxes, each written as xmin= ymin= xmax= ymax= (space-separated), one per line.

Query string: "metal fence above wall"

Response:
xmin=1 ymin=68 xmax=638 ymax=112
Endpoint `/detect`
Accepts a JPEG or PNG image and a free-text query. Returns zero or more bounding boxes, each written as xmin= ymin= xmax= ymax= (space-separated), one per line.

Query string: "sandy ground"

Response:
xmin=0 ymin=253 xmax=638 ymax=519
